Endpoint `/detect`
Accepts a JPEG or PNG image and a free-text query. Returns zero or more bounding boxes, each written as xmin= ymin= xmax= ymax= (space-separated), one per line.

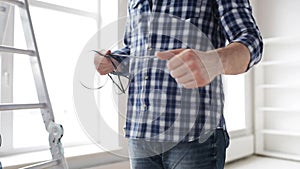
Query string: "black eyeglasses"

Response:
xmin=80 ymin=50 xmax=158 ymax=94
xmin=80 ymin=50 xmax=131 ymax=94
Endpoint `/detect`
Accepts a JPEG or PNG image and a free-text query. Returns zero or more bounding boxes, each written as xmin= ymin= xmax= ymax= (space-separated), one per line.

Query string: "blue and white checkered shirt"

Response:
xmin=114 ymin=0 xmax=263 ymax=142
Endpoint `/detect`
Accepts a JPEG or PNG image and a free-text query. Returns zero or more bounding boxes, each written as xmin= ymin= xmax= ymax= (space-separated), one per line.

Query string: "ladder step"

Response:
xmin=0 ymin=45 xmax=35 ymax=56
xmin=0 ymin=103 xmax=47 ymax=111
xmin=0 ymin=0 xmax=25 ymax=8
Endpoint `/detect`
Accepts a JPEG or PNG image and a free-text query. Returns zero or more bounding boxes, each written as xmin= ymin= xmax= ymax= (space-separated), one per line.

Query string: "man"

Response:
xmin=95 ymin=0 xmax=263 ymax=168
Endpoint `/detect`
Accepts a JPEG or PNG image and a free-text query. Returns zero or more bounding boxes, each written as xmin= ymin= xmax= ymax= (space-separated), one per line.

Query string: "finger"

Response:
xmin=170 ymin=64 xmax=190 ymax=78
xmin=155 ymin=48 xmax=186 ymax=60
xmin=94 ymin=50 xmax=112 ymax=65
xmin=182 ymin=80 xmax=198 ymax=89
xmin=168 ymin=49 xmax=198 ymax=70
xmin=155 ymin=51 xmax=176 ymax=60
xmin=94 ymin=50 xmax=110 ymax=63
xmin=175 ymin=73 xmax=195 ymax=84
xmin=93 ymin=50 xmax=115 ymax=75
xmin=97 ymin=64 xmax=114 ymax=75
xmin=165 ymin=48 xmax=186 ymax=55
xmin=94 ymin=56 xmax=109 ymax=69
xmin=167 ymin=52 xmax=189 ymax=70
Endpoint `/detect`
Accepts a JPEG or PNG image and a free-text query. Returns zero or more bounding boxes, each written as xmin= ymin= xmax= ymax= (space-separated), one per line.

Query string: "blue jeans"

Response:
xmin=128 ymin=129 xmax=229 ymax=169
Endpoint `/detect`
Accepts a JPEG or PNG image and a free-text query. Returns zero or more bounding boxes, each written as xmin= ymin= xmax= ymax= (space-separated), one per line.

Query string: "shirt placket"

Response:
xmin=140 ymin=0 xmax=153 ymax=115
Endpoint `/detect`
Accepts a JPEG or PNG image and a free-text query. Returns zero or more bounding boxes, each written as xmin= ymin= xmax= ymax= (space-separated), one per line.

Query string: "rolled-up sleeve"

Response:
xmin=109 ymin=21 xmax=131 ymax=76
xmin=217 ymin=0 xmax=263 ymax=70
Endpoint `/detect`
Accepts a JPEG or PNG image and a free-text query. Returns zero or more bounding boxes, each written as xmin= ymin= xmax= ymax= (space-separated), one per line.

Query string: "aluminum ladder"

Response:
xmin=0 ymin=0 xmax=68 ymax=168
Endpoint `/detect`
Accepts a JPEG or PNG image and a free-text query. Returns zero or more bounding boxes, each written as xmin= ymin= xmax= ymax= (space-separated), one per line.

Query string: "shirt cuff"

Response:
xmin=231 ymin=31 xmax=263 ymax=71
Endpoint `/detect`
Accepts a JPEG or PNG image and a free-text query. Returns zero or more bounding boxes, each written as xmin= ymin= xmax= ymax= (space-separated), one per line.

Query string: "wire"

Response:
xmin=91 ymin=50 xmax=158 ymax=59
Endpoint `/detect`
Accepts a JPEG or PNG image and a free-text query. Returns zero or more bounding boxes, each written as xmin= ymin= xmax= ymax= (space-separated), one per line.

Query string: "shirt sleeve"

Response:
xmin=111 ymin=15 xmax=131 ymax=76
xmin=216 ymin=0 xmax=263 ymax=71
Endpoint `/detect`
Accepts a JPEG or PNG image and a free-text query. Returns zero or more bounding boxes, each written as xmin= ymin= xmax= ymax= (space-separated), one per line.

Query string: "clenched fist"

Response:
xmin=156 ymin=49 xmax=224 ymax=88
xmin=94 ymin=50 xmax=119 ymax=75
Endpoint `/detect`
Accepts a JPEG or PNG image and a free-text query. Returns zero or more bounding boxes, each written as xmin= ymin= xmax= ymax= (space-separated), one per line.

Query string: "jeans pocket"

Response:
xmin=223 ymin=129 xmax=230 ymax=148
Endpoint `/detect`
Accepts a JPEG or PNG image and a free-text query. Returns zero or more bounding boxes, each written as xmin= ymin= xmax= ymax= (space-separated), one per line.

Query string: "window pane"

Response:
xmin=100 ymin=0 xmax=118 ymax=27
xmin=223 ymin=75 xmax=246 ymax=131
xmin=12 ymin=54 xmax=44 ymax=148
xmin=13 ymin=110 xmax=48 ymax=148
xmin=13 ymin=54 xmax=38 ymax=103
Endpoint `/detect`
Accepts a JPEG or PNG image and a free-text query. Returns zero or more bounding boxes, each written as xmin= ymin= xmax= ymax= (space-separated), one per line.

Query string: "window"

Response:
xmin=223 ymin=73 xmax=254 ymax=162
xmin=223 ymin=74 xmax=247 ymax=132
xmin=1 ymin=0 xmax=99 ymax=155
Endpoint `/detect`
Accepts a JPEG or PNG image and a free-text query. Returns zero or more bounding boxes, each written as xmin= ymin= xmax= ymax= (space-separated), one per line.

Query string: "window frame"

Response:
xmin=0 ymin=3 xmax=130 ymax=166
xmin=225 ymin=71 xmax=255 ymax=162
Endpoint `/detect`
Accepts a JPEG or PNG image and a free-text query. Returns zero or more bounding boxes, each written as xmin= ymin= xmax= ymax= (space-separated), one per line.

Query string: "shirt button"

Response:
xmin=143 ymin=104 xmax=148 ymax=110
xmin=145 ymin=76 xmax=149 ymax=80
xmin=147 ymin=47 xmax=153 ymax=51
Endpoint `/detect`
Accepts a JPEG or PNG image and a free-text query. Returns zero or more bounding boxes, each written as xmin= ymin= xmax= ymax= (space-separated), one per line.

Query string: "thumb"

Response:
xmin=155 ymin=48 xmax=186 ymax=60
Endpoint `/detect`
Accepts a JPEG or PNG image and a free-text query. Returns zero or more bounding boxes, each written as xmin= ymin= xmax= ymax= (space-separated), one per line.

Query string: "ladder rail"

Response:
xmin=19 ymin=0 xmax=55 ymax=128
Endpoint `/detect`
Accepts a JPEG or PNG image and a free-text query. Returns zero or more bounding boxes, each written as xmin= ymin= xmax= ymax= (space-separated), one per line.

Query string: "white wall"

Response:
xmin=252 ymin=0 xmax=300 ymax=161
xmin=252 ymin=0 xmax=300 ymax=38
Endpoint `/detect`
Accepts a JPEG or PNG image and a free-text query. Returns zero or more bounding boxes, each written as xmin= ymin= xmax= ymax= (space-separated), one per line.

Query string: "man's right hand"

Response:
xmin=94 ymin=50 xmax=117 ymax=75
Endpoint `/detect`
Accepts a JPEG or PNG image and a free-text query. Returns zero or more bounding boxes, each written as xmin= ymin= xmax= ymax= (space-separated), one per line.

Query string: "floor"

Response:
xmin=86 ymin=155 xmax=300 ymax=169
xmin=225 ymin=156 xmax=300 ymax=169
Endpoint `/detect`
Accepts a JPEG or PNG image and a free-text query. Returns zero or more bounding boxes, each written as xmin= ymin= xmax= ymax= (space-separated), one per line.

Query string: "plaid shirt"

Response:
xmin=114 ymin=0 xmax=263 ymax=142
